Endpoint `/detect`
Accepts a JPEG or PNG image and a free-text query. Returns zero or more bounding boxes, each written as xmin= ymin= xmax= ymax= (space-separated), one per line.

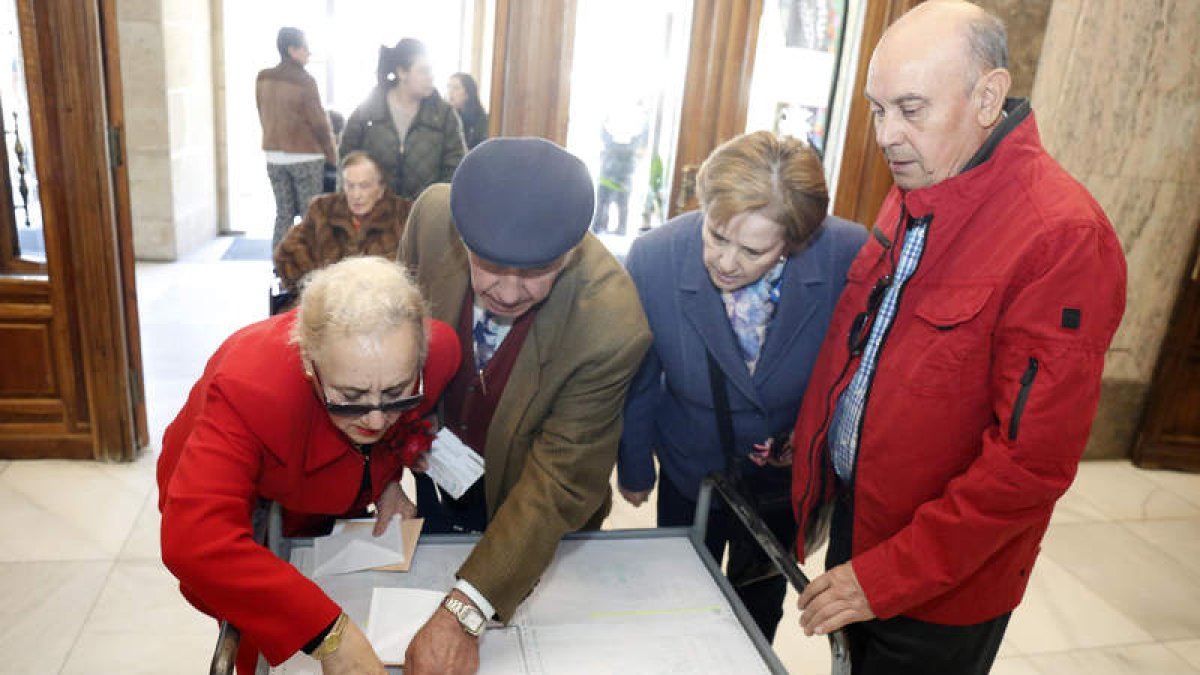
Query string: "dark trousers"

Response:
xmin=590 ymin=184 xmax=630 ymax=235
xmin=827 ymin=491 xmax=1010 ymax=675
xmin=657 ymin=473 xmax=791 ymax=642
xmin=413 ymin=472 xmax=488 ymax=534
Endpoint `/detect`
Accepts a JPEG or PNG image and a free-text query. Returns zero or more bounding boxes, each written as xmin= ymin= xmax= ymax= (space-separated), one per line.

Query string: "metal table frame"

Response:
xmin=210 ymin=475 xmax=850 ymax=674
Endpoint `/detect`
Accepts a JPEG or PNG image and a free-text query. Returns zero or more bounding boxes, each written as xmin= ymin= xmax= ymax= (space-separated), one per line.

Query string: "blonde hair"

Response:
xmin=697 ymin=131 xmax=829 ymax=250
xmin=291 ymin=256 xmax=428 ymax=364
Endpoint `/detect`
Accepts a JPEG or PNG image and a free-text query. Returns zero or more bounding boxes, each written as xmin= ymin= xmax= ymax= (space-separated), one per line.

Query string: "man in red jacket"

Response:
xmin=791 ymin=2 xmax=1126 ymax=673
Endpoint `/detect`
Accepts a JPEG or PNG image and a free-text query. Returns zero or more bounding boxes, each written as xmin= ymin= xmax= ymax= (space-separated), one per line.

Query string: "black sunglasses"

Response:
xmin=847 ymin=274 xmax=893 ymax=356
xmin=311 ymin=364 xmax=424 ymax=418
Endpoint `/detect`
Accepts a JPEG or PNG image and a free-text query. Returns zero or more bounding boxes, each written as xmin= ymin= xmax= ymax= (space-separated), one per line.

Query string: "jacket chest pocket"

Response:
xmin=899 ymin=285 xmax=994 ymax=398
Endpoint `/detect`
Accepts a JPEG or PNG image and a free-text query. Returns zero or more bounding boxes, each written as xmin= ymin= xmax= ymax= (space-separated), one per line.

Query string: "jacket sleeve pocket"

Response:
xmin=1008 ymin=357 xmax=1039 ymax=441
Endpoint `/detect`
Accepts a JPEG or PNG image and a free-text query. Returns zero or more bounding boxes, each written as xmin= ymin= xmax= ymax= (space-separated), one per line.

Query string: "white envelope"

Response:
xmin=365 ymin=587 xmax=445 ymax=665
xmin=311 ymin=517 xmax=405 ymax=577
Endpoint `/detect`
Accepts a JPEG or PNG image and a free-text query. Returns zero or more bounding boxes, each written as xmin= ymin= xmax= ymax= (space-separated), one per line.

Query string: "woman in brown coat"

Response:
xmin=274 ymin=152 xmax=411 ymax=294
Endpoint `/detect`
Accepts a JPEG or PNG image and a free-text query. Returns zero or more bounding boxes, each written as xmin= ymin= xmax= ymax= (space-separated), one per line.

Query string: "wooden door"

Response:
xmin=1134 ymin=222 xmax=1200 ymax=472
xmin=0 ymin=0 xmax=144 ymax=461
xmin=488 ymin=0 xmax=578 ymax=142
xmin=667 ymin=0 xmax=764 ymax=218
xmin=99 ymin=0 xmax=148 ymax=450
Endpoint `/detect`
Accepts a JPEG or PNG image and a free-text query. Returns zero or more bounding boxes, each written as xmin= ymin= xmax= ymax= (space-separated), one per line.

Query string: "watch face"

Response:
xmin=446 ymin=597 xmax=486 ymax=635
xmin=462 ymin=608 xmax=485 ymax=634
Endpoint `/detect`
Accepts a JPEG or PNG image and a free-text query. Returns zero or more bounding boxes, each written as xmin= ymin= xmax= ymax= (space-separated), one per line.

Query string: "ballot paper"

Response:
xmin=426 ymin=428 xmax=485 ymax=499
xmin=520 ymin=617 xmax=769 ymax=674
xmin=311 ymin=516 xmax=405 ymax=577
xmin=282 ymin=532 xmax=776 ymax=673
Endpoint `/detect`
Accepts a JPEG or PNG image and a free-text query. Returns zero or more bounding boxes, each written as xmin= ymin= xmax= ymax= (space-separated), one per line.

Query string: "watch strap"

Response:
xmin=309 ymin=612 xmax=349 ymax=661
xmin=442 ymin=595 xmax=485 ymax=637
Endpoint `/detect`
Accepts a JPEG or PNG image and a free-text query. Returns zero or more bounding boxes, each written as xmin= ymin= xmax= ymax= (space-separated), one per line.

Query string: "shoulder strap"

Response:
xmin=706 ymin=350 xmax=739 ymax=478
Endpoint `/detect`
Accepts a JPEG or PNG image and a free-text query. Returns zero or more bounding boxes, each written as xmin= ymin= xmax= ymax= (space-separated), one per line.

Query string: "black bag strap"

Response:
xmin=706 ymin=350 xmax=742 ymax=483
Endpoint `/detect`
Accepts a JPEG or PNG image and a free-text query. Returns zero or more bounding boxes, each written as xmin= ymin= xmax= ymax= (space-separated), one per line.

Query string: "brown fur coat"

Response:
xmin=273 ymin=190 xmax=412 ymax=292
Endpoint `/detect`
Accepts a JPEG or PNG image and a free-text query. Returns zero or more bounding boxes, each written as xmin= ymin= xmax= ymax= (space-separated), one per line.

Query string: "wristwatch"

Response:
xmin=442 ymin=595 xmax=486 ymax=637
xmin=309 ymin=613 xmax=349 ymax=661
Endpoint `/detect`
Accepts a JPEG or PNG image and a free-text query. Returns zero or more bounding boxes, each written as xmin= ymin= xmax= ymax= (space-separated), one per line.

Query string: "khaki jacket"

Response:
xmin=400 ymin=184 xmax=652 ymax=620
xmin=256 ymin=60 xmax=336 ymax=164
xmin=274 ymin=191 xmax=411 ymax=293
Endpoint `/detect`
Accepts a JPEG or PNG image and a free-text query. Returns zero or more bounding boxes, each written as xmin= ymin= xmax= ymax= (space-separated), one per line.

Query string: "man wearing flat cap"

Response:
xmin=400 ymin=137 xmax=652 ymax=673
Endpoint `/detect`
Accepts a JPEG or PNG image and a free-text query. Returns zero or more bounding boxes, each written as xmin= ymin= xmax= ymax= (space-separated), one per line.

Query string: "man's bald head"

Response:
xmin=879 ymin=1 xmax=1007 ymax=93
xmin=864 ymin=1 xmax=1011 ymax=190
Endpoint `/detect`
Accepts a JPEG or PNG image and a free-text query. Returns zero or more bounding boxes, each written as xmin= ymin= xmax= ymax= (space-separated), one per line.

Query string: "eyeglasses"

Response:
xmin=847 ymin=274 xmax=893 ymax=356
xmin=311 ymin=364 xmax=424 ymax=418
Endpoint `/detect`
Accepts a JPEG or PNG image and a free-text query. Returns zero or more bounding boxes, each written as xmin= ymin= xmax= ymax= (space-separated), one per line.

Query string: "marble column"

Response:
xmin=974 ymin=0 xmax=1053 ymax=99
xmin=117 ymin=0 xmax=218 ymax=261
xmin=1032 ymin=0 xmax=1200 ymax=458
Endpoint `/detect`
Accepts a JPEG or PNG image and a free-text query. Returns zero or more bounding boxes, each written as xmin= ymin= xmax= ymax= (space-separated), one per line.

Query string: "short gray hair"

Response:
xmin=965 ymin=11 xmax=1008 ymax=82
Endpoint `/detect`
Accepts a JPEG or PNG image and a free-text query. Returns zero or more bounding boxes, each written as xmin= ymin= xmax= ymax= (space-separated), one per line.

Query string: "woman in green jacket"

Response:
xmin=340 ymin=39 xmax=466 ymax=199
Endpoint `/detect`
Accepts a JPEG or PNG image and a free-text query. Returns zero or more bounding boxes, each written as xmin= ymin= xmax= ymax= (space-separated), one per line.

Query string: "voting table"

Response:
xmin=215 ymin=477 xmax=850 ymax=674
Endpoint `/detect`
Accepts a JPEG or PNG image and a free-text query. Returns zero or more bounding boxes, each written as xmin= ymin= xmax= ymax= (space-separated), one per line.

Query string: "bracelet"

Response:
xmin=309 ymin=613 xmax=349 ymax=661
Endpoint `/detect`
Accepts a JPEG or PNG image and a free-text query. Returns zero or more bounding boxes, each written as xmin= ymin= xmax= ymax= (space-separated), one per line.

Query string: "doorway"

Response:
xmin=220 ymin=0 xmax=490 ymax=241
xmin=563 ymin=0 xmax=856 ymax=262
xmin=564 ymin=0 xmax=691 ymax=258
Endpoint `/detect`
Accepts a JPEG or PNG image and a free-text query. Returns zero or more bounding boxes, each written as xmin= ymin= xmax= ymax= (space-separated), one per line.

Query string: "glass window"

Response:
xmin=565 ymin=0 xmax=692 ymax=256
xmin=0 ymin=0 xmax=45 ymax=268
xmin=743 ymin=0 xmax=849 ymax=160
xmin=221 ymin=0 xmax=483 ymax=240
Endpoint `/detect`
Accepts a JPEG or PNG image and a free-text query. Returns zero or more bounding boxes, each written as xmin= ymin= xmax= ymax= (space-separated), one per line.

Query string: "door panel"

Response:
xmin=668 ymin=0 xmax=764 ymax=218
xmin=0 ymin=0 xmax=143 ymax=461
xmin=99 ymin=0 xmax=148 ymax=449
xmin=1134 ymin=222 xmax=1200 ymax=472
xmin=489 ymin=0 xmax=578 ymax=142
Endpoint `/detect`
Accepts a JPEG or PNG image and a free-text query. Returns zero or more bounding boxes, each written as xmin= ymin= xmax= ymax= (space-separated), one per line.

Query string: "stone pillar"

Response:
xmin=1032 ymin=0 xmax=1200 ymax=458
xmin=211 ymin=0 xmax=231 ymax=234
xmin=117 ymin=1 xmax=173 ymax=260
xmin=973 ymin=0 xmax=1053 ymax=99
xmin=117 ymin=0 xmax=218 ymax=261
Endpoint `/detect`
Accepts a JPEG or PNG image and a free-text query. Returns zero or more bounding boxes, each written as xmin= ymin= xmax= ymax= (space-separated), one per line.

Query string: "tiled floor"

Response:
xmin=2 ymin=242 xmax=1199 ymax=674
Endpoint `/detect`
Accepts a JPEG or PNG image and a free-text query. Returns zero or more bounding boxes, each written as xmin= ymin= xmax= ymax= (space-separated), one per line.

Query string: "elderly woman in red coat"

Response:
xmin=157 ymin=256 xmax=460 ymax=675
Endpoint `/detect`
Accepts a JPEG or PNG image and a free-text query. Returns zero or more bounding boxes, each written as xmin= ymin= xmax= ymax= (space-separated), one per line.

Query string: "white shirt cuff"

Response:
xmin=454 ymin=578 xmax=496 ymax=620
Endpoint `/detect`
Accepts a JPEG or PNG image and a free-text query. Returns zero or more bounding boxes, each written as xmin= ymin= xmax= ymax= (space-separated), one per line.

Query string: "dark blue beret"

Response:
xmin=449 ymin=137 xmax=595 ymax=268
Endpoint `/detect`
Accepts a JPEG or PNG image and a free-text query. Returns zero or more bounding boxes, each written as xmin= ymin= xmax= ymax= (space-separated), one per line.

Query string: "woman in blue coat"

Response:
xmin=619 ymin=131 xmax=866 ymax=640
